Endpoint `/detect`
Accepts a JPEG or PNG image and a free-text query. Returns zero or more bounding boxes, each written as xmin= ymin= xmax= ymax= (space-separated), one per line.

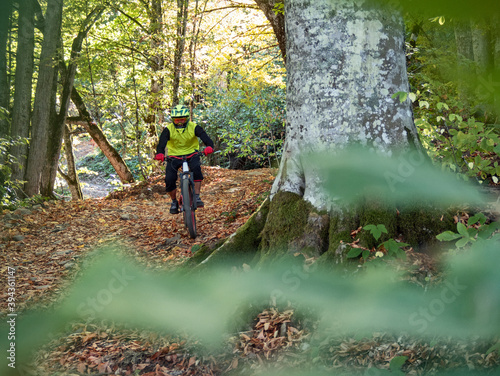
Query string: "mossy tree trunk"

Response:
xmin=196 ymin=0 xmax=455 ymax=268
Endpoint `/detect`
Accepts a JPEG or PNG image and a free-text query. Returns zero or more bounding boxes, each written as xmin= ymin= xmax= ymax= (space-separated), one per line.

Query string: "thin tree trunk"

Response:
xmin=172 ymin=0 xmax=189 ymax=106
xmin=145 ymin=0 xmax=164 ymax=153
xmin=58 ymin=123 xmax=83 ymax=200
xmin=188 ymin=0 xmax=208 ymax=112
xmin=10 ymin=0 xmax=35 ymax=186
xmin=253 ymin=0 xmax=286 ymax=63
xmin=24 ymin=0 xmax=64 ymax=196
xmin=40 ymin=6 xmax=105 ymax=197
xmin=455 ymin=20 xmax=474 ymax=61
xmin=471 ymin=20 xmax=493 ymax=76
xmin=454 ymin=19 xmax=474 ymax=105
xmin=0 ymin=0 xmax=13 ymax=137
xmin=71 ymin=87 xmax=135 ymax=183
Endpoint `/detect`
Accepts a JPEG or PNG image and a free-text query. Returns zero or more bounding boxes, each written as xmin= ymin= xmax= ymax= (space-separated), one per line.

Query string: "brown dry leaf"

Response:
xmin=83 ymin=333 xmax=97 ymax=343
xmin=188 ymin=356 xmax=196 ymax=367
xmin=76 ymin=362 xmax=86 ymax=374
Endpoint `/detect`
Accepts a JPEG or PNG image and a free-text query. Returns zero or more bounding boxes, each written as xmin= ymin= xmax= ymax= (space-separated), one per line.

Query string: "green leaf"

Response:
xmin=347 ymin=247 xmax=363 ymax=258
xmin=456 ymin=222 xmax=469 ymax=237
xmin=469 ymin=213 xmax=487 ymax=225
xmin=392 ymin=91 xmax=408 ymax=103
xmin=437 ymin=102 xmax=449 ymax=110
xmin=362 ymin=250 xmax=370 ymax=260
xmin=419 ymin=100 xmax=430 ymax=109
xmin=382 ymin=239 xmax=408 ymax=258
xmin=389 ymin=356 xmax=408 ymax=372
xmin=486 ymin=341 xmax=500 ymax=355
xmin=363 ymin=224 xmax=388 ymax=241
xmin=436 ymin=231 xmax=462 ymax=241
xmin=455 ymin=237 xmax=471 ymax=248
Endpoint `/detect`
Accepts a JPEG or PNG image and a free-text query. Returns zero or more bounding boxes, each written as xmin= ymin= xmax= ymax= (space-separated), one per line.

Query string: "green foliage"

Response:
xmin=389 ymin=356 xmax=408 ymax=375
xmin=310 ymin=147 xmax=485 ymax=206
xmin=436 ymin=213 xmax=500 ymax=249
xmin=0 ymin=137 xmax=29 ymax=207
xmin=77 ymin=145 xmax=147 ymax=183
xmin=197 ymin=75 xmax=286 ymax=169
xmin=273 ymin=2 xmax=285 ymax=15
xmin=406 ymin=20 xmax=500 ymax=185
xmin=347 ymin=224 xmax=409 ymax=261
xmin=363 ymin=224 xmax=388 ymax=241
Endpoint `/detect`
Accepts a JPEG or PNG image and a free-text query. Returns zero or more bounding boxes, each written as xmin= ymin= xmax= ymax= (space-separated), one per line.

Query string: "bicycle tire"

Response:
xmin=181 ymin=176 xmax=197 ymax=238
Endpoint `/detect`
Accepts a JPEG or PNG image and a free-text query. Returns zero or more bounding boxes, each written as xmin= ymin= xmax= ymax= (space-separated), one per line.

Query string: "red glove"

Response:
xmin=154 ymin=153 xmax=165 ymax=162
xmin=203 ymin=146 xmax=213 ymax=156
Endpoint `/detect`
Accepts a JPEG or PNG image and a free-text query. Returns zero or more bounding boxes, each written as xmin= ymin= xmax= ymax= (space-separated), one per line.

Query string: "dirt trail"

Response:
xmin=0 ymin=167 xmax=276 ymax=312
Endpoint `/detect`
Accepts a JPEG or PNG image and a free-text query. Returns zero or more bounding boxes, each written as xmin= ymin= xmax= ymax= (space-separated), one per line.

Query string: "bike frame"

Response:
xmin=168 ymin=151 xmax=202 ymax=239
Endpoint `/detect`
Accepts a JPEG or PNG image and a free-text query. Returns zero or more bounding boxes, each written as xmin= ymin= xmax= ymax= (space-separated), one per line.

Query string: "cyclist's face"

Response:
xmin=173 ymin=117 xmax=188 ymax=126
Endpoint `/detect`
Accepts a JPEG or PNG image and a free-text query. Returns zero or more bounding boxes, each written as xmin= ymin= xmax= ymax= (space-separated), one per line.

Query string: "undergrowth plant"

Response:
xmin=436 ymin=213 xmax=500 ymax=250
xmin=346 ymin=224 xmax=409 ymax=262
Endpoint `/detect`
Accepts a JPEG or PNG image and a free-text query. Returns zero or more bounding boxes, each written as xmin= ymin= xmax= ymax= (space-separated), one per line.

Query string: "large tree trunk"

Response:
xmin=196 ymin=0 xmax=453 ymax=268
xmin=10 ymin=0 xmax=36 ymax=186
xmin=24 ymin=0 xmax=64 ymax=196
xmin=272 ymin=0 xmax=420 ymax=210
xmin=71 ymin=87 xmax=135 ymax=183
xmin=40 ymin=6 xmax=105 ymax=197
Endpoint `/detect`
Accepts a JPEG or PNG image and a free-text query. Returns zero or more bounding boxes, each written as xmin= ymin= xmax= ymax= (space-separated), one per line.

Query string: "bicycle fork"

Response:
xmin=180 ymin=161 xmax=197 ymax=211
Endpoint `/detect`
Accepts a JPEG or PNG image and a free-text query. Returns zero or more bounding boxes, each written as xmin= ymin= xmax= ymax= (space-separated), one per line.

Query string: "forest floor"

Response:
xmin=1 ymin=161 xmax=500 ymax=375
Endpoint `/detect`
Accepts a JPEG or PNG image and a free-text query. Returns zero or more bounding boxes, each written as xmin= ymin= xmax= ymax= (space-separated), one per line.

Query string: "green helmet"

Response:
xmin=170 ymin=104 xmax=190 ymax=118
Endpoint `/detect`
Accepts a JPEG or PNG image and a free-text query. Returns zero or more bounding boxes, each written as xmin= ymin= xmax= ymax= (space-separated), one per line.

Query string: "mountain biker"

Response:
xmin=154 ymin=104 xmax=214 ymax=214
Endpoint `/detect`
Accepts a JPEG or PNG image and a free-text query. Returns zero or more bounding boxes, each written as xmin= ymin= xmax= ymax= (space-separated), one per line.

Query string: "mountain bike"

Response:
xmin=167 ymin=151 xmax=203 ymax=239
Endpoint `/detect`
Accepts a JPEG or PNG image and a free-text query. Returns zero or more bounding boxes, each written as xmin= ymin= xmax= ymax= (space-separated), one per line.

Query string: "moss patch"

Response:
xmin=258 ymin=191 xmax=314 ymax=261
xmin=194 ymin=198 xmax=271 ymax=269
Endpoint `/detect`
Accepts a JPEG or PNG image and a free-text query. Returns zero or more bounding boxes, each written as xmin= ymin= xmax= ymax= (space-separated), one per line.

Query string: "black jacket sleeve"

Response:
xmin=156 ymin=127 xmax=170 ymax=154
xmin=195 ymin=125 xmax=214 ymax=148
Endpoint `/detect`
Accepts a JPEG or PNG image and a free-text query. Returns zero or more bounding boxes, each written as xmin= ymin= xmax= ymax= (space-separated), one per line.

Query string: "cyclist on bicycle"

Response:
xmin=154 ymin=104 xmax=214 ymax=214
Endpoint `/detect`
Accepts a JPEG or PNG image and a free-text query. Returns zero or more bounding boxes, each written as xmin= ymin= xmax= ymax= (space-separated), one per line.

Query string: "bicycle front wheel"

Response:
xmin=181 ymin=177 xmax=197 ymax=239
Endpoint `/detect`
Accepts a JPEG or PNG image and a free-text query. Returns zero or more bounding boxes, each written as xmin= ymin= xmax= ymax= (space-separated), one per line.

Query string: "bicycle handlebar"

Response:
xmin=165 ymin=150 xmax=204 ymax=162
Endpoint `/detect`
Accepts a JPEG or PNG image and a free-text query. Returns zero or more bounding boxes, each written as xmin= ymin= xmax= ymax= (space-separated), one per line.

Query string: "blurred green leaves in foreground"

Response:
xmin=310 ymin=147 xmax=493 ymax=207
xmin=1 ymin=236 xmax=499 ymax=375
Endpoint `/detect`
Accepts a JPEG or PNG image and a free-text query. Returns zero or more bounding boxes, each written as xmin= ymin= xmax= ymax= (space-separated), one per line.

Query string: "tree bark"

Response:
xmin=471 ymin=20 xmax=493 ymax=76
xmin=24 ymin=0 xmax=64 ymax=196
xmin=454 ymin=19 xmax=474 ymax=104
xmin=71 ymin=87 xmax=135 ymax=183
xmin=272 ymin=0 xmax=420 ymax=210
xmin=0 ymin=0 xmax=13 ymax=138
xmin=40 ymin=6 xmax=105 ymax=197
xmin=58 ymin=123 xmax=83 ymax=200
xmin=253 ymin=0 xmax=286 ymax=63
xmin=172 ymin=0 xmax=189 ymax=106
xmin=145 ymin=0 xmax=164 ymax=154
xmin=454 ymin=20 xmax=474 ymax=61
xmin=10 ymin=0 xmax=36 ymax=186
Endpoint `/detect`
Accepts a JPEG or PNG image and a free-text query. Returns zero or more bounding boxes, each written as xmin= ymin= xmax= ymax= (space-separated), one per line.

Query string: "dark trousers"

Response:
xmin=164 ymin=154 xmax=203 ymax=192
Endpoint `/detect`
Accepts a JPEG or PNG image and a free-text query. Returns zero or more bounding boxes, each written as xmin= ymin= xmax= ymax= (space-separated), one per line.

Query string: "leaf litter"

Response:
xmin=1 ymin=166 xmax=499 ymax=375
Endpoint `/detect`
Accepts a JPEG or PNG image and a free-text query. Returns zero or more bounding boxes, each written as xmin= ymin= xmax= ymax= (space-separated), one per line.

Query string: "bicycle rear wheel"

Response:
xmin=181 ymin=177 xmax=197 ymax=238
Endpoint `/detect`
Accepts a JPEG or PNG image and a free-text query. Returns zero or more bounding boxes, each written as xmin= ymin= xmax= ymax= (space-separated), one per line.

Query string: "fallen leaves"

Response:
xmin=0 ymin=166 xmax=275 ymax=312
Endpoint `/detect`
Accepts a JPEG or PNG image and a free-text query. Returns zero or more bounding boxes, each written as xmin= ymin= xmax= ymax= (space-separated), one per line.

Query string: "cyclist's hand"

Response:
xmin=203 ymin=146 xmax=213 ymax=156
xmin=154 ymin=153 xmax=165 ymax=162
